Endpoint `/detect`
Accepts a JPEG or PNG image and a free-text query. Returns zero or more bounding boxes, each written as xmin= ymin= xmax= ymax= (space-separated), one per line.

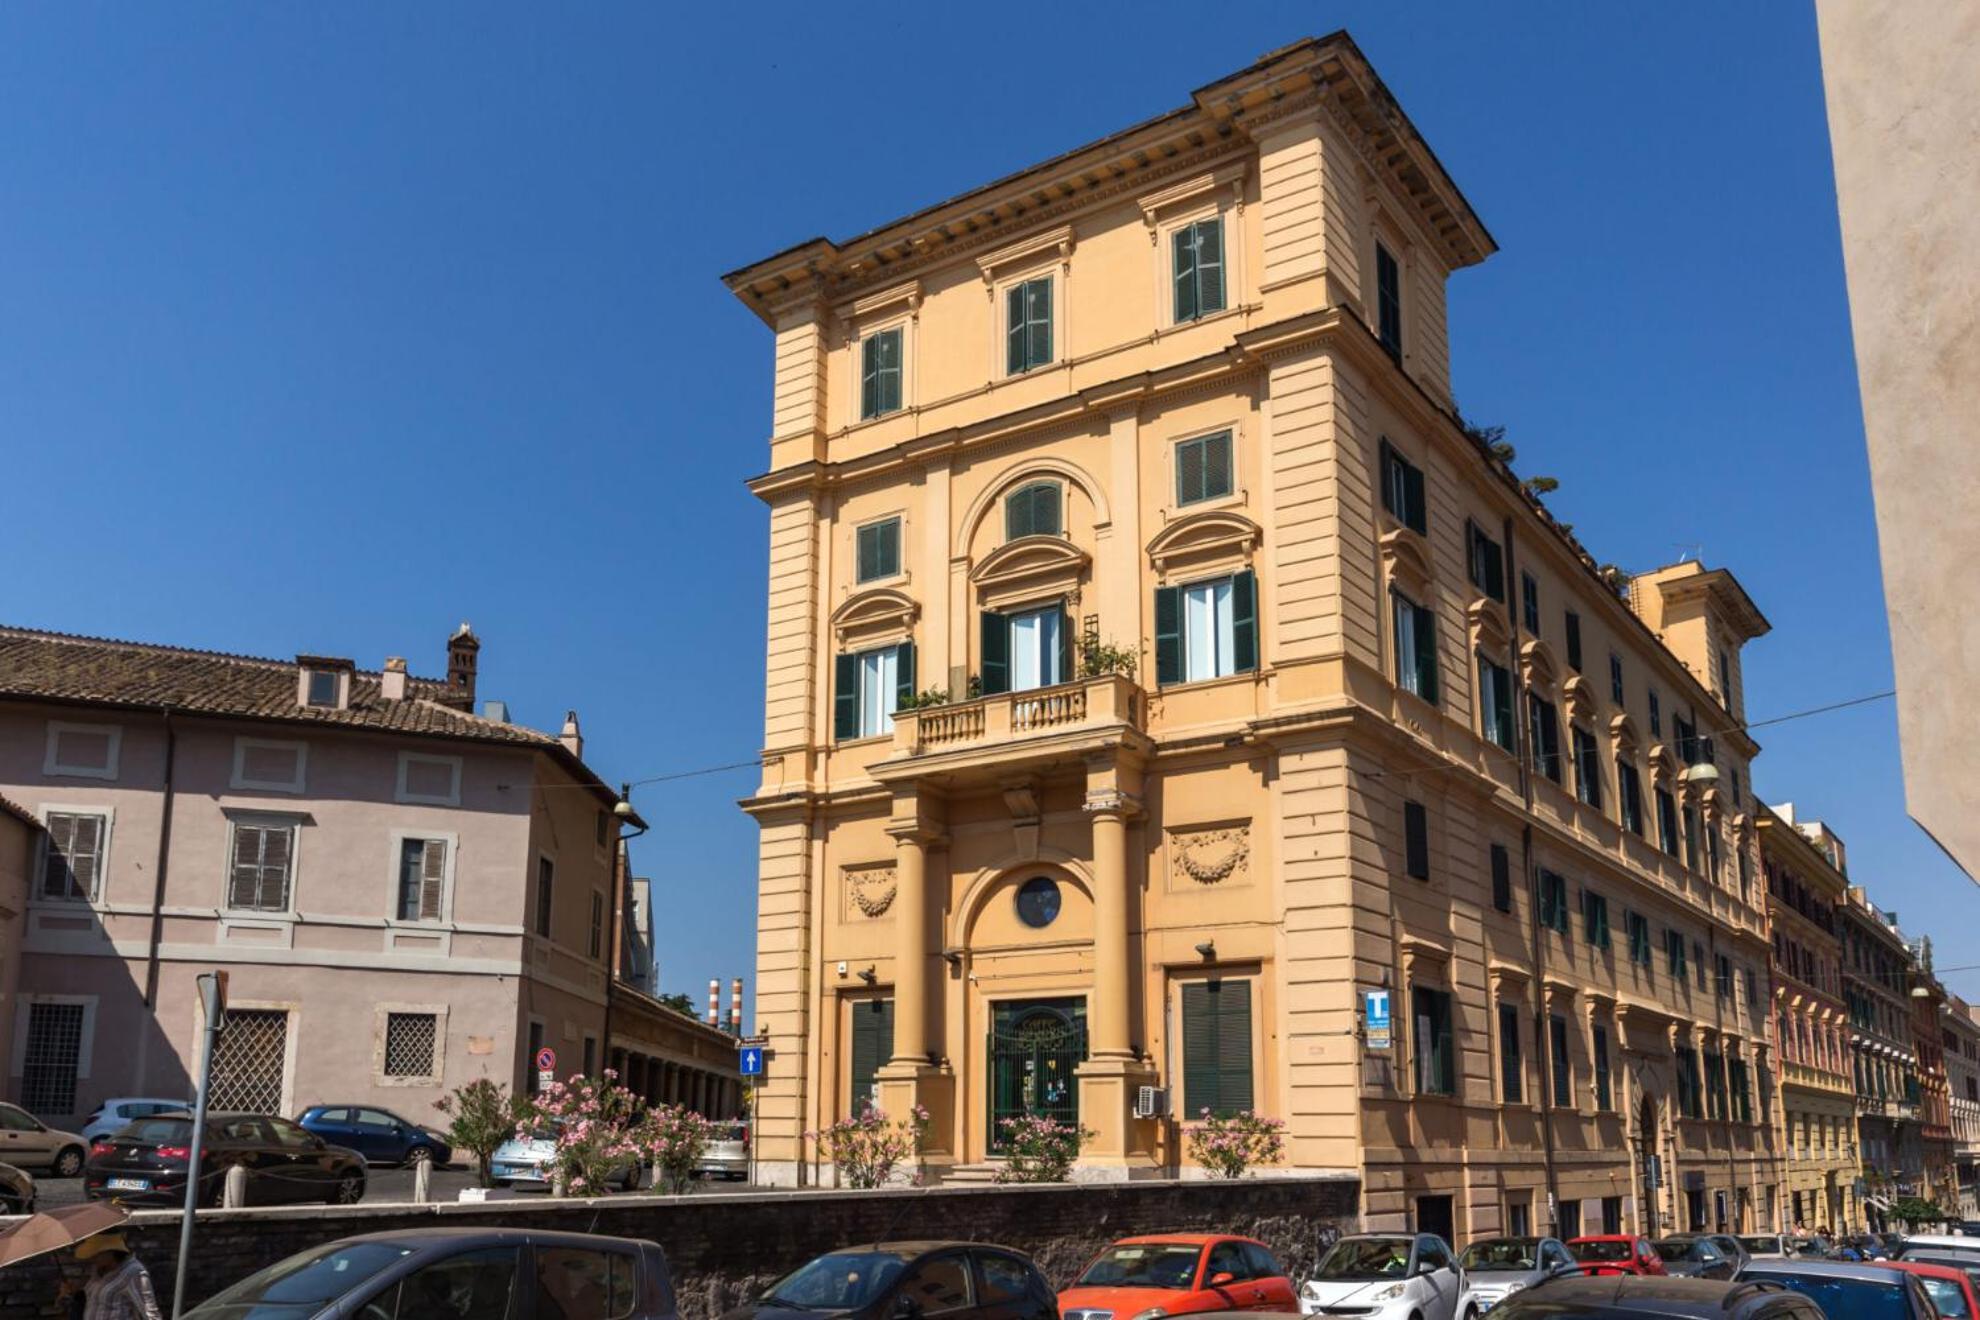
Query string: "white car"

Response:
xmin=1301 ymin=1234 xmax=1473 ymax=1320
xmin=489 ymin=1126 xmax=643 ymax=1193
xmin=696 ymin=1121 xmax=749 ymax=1181
xmin=81 ymin=1098 xmax=189 ymax=1144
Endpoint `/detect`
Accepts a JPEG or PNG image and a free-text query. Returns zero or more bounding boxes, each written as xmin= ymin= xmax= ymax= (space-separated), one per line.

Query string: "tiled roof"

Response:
xmin=0 ymin=625 xmax=558 ymax=752
xmin=0 ymin=795 xmax=40 ymax=830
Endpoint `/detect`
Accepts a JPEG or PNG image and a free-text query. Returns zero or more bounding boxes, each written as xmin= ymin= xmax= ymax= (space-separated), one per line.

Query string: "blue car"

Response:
xmin=295 ymin=1105 xmax=453 ymax=1166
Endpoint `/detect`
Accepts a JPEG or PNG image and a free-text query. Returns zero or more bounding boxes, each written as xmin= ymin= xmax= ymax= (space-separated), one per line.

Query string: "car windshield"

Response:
xmin=118 ymin=1118 xmax=191 ymax=1143
xmin=1315 ymin=1240 xmax=1413 ymax=1280
xmin=1460 ymin=1240 xmax=1539 ymax=1271
xmin=1739 ymin=1238 xmax=1779 ymax=1254
xmin=1076 ymin=1244 xmax=1203 ymax=1289
xmin=1652 ymin=1242 xmax=1698 ymax=1262
xmin=1570 ymin=1241 xmax=1631 ymax=1263
xmin=185 ymin=1241 xmax=417 ymax=1314
xmin=1751 ymin=1275 xmax=1911 ymax=1320
xmin=1916 ymin=1277 xmax=1972 ymax=1318
xmin=764 ymin=1252 xmax=909 ymax=1312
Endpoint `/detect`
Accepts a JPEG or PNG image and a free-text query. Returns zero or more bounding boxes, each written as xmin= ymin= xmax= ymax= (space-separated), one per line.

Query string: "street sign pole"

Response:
xmin=737 ymin=1039 xmax=766 ymax=1187
xmin=172 ymin=971 xmax=226 ymax=1320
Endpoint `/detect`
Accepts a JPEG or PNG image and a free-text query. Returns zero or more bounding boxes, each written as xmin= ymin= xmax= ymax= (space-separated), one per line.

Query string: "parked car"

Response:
xmin=1486 ymin=1275 xmax=1820 ymax=1320
xmin=1738 ymin=1236 xmax=1798 ymax=1261
xmin=1649 ymin=1237 xmax=1737 ymax=1281
xmin=0 ymin=1101 xmax=88 ymax=1177
xmin=1882 ymin=1260 xmax=1980 ymax=1318
xmin=183 ymin=1226 xmax=677 ymax=1319
xmin=1455 ymin=1237 xmax=1579 ymax=1311
xmin=1735 ymin=1258 xmax=1939 ymax=1320
xmin=722 ymin=1240 xmax=1057 ymax=1320
xmin=491 ymin=1123 xmax=643 ymax=1192
xmin=1894 ymin=1234 xmax=1980 ymax=1260
xmin=1060 ymin=1234 xmax=1299 ymax=1319
xmin=0 ymin=1163 xmax=35 ymax=1214
xmin=698 ymin=1121 xmax=750 ymax=1181
xmin=1703 ymin=1236 xmax=1753 ymax=1271
xmin=296 ymin=1104 xmax=454 ymax=1166
xmin=81 ymin=1098 xmax=190 ymax=1144
xmin=1568 ymin=1237 xmax=1668 ymax=1277
xmin=84 ymin=1111 xmax=366 ymax=1207
xmin=1298 ymin=1234 xmax=1470 ymax=1320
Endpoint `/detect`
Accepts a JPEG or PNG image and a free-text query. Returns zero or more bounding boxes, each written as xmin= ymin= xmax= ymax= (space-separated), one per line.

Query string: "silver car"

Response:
xmin=489 ymin=1127 xmax=643 ymax=1192
xmin=697 ymin=1122 xmax=749 ymax=1181
xmin=0 ymin=1102 xmax=88 ymax=1177
xmin=1456 ymin=1237 xmax=1580 ymax=1311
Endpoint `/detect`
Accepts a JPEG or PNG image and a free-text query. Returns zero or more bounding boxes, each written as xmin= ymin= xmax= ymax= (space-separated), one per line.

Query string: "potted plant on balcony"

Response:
xmin=1077 ymin=638 xmax=1140 ymax=681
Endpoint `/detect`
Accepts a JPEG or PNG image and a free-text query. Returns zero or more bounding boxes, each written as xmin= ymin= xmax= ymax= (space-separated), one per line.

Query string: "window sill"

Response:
xmin=1156 ymin=668 xmax=1259 ymax=696
xmin=832 ymin=734 xmax=894 ymax=750
xmin=1156 ymin=303 xmax=1244 ymax=339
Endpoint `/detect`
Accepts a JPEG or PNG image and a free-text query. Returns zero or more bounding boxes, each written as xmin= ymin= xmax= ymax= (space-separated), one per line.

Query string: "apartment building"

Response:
xmin=1909 ymin=953 xmax=1958 ymax=1212
xmin=726 ymin=34 xmax=1782 ymax=1236
xmin=1841 ymin=883 xmax=1927 ymax=1228
xmin=1944 ymin=997 xmax=1980 ymax=1219
xmin=1758 ymin=805 xmax=1856 ymax=1230
xmin=0 ymin=623 xmax=740 ymax=1127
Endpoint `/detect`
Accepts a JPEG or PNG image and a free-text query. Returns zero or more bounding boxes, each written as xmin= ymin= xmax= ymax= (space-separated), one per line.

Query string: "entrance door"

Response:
xmin=1416 ymin=1193 xmax=1455 ymax=1245
xmin=988 ymin=999 xmax=1085 ymax=1151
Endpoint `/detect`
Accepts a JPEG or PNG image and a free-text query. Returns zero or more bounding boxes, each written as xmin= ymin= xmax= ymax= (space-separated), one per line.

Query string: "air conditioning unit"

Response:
xmin=1134 ymin=1085 xmax=1167 ymax=1119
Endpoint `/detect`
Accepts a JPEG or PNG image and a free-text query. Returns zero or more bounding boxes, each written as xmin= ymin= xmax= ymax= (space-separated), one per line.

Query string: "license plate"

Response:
xmin=106 ymin=1177 xmax=149 ymax=1191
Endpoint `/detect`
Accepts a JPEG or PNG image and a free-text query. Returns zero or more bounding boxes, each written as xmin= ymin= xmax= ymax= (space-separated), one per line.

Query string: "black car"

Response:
xmin=184 ymin=1226 xmax=676 ymax=1319
xmin=84 ymin=1111 xmax=366 ymax=1207
xmin=1487 ymin=1275 xmax=1820 ymax=1320
xmin=1651 ymin=1237 xmax=1738 ymax=1280
xmin=0 ymin=1162 xmax=34 ymax=1214
xmin=1735 ymin=1258 xmax=1939 ymax=1320
xmin=721 ymin=1241 xmax=1057 ymax=1320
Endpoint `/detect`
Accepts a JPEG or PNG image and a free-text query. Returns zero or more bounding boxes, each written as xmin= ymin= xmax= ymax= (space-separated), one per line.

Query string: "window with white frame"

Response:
xmin=227 ymin=819 xmax=297 ymax=911
xmin=41 ymin=811 xmax=108 ymax=902
xmin=860 ymin=326 xmax=904 ymax=420
xmin=231 ymin=738 xmax=307 ymax=793
xmin=978 ymin=605 xmax=1066 ymax=696
xmin=1172 ymin=216 xmax=1225 ymax=322
xmin=1005 ymin=276 xmax=1052 ymax=375
xmin=304 ymin=669 xmax=340 ymax=708
xmin=856 ymin=517 xmax=901 ymax=584
xmin=1392 ymin=589 xmax=1440 ymax=704
xmin=396 ymin=752 xmax=462 ymax=806
xmin=833 ymin=641 xmax=915 ymax=741
xmin=396 ymin=837 xmax=449 ymax=923
xmin=1152 ymin=572 xmax=1259 ymax=686
xmin=1175 ymin=430 xmax=1233 ymax=506
xmin=43 ymin=722 xmax=120 ymax=780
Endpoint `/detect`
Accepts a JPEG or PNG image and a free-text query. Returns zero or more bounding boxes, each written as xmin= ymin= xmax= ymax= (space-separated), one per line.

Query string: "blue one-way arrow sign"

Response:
xmin=739 ymin=1046 xmax=765 ymax=1078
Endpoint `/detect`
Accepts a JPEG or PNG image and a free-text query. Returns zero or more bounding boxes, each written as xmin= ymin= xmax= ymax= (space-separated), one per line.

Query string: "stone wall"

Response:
xmin=0 ymin=1177 xmax=1358 ymax=1318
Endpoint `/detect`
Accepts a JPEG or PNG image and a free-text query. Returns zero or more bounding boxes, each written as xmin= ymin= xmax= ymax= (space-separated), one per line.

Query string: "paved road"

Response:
xmin=35 ymin=1166 xmax=762 ymax=1210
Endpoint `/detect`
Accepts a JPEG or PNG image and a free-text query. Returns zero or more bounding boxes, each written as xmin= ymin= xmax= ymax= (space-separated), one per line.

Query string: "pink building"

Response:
xmin=0 ymin=623 xmax=740 ymax=1126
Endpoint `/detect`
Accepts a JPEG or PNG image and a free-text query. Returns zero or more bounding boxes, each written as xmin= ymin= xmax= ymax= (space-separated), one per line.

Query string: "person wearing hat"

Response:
xmin=57 ymin=1232 xmax=162 ymax=1320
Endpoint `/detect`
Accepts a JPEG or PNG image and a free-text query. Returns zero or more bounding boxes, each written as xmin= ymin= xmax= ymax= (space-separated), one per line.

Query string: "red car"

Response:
xmin=1059 ymin=1234 xmax=1300 ymax=1319
xmin=1567 ymin=1236 xmax=1667 ymax=1277
xmin=1882 ymin=1261 xmax=1980 ymax=1318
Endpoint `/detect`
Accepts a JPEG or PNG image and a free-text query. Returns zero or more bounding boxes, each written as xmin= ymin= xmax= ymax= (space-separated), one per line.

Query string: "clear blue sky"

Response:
xmin=4 ymin=4 xmax=1970 ymax=1012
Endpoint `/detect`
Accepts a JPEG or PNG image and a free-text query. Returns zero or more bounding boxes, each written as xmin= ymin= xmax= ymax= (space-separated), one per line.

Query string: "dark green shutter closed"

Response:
xmin=1154 ymin=586 xmax=1182 ymax=687
xmin=1182 ymin=980 xmax=1252 ymax=1118
xmin=895 ymin=641 xmax=915 ymax=713
xmin=1413 ymin=602 xmax=1439 ymax=705
xmin=979 ymin=612 xmax=1009 ymax=695
xmin=849 ymin=998 xmax=895 ymax=1115
xmin=1196 ymin=219 xmax=1224 ymax=314
xmin=1174 ymin=225 xmax=1198 ymax=323
xmin=861 ymin=335 xmax=880 ymax=420
xmin=1231 ymin=570 xmax=1257 ymax=673
xmin=1057 ymin=603 xmax=1073 ymax=684
xmin=1028 ymin=279 xmax=1051 ymax=371
xmin=1006 ymin=284 xmax=1027 ymax=376
xmin=1403 ymin=460 xmax=1426 ymax=535
xmin=834 ymin=654 xmax=859 ymax=740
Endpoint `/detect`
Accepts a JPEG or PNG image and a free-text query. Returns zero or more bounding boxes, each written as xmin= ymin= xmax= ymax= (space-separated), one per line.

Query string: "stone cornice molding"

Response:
xmin=1136 ymin=160 xmax=1249 ymax=240
xmin=849 ymin=278 xmax=923 ymax=322
xmin=1519 ymin=637 xmax=1561 ymax=694
xmin=1082 ymin=789 xmax=1144 ymax=821
xmin=1562 ymin=674 xmax=1598 ymax=726
xmin=1610 ymin=711 xmax=1643 ymax=751
xmin=975 ymin=224 xmax=1076 ymax=285
xmin=967 ymin=535 xmax=1091 ymax=610
xmin=830 ymin=588 xmax=921 ymax=648
xmin=1146 ymin=509 xmax=1263 ymax=578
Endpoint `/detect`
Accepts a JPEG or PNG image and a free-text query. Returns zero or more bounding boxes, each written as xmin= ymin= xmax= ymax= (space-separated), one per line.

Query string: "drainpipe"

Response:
xmin=141 ymin=706 xmax=177 ymax=1009
xmin=1503 ymin=517 xmax=1563 ymax=1232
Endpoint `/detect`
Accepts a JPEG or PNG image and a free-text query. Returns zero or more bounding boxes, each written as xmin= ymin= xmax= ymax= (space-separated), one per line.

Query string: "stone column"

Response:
xmin=888 ymin=826 xmax=932 ymax=1068
xmin=1088 ymin=793 xmax=1133 ymax=1061
xmin=1075 ymin=760 xmax=1156 ymax=1176
xmin=874 ymin=792 xmax=953 ymax=1171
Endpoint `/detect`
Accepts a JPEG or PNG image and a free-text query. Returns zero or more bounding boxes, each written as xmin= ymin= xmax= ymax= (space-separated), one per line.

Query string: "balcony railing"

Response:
xmin=887 ymin=673 xmax=1145 ymax=760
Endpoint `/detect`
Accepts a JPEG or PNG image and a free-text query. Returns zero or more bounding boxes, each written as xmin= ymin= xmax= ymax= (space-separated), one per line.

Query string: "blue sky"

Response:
xmin=3 ymin=4 xmax=1970 ymax=1011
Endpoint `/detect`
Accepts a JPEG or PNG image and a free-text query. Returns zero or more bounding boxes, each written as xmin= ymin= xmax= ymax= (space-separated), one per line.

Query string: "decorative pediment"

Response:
xmin=831 ymin=588 xmax=920 ymax=648
xmin=1562 ymin=674 xmax=1597 ymax=724
xmin=1146 ymin=510 xmax=1261 ymax=579
xmin=1378 ymin=528 xmax=1433 ymax=596
xmin=976 ymin=223 xmax=1075 ymax=283
xmin=1609 ymin=711 xmax=1642 ymax=750
xmin=1648 ymin=743 xmax=1678 ymax=786
xmin=1518 ymin=637 xmax=1560 ymax=692
xmin=1467 ymin=597 xmax=1511 ymax=651
xmin=969 ymin=535 xmax=1090 ymax=611
xmin=1136 ymin=160 xmax=1248 ymax=239
xmin=1701 ymin=786 xmax=1723 ymax=824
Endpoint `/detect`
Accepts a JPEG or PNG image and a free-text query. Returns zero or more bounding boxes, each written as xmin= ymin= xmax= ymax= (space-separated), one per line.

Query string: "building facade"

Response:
xmin=1759 ymin=805 xmax=1856 ymax=1230
xmin=729 ymin=34 xmax=1782 ymax=1236
xmin=1841 ymin=884 xmax=1926 ymax=1228
xmin=0 ymin=624 xmax=739 ymax=1127
xmin=1944 ymin=997 xmax=1980 ymax=1219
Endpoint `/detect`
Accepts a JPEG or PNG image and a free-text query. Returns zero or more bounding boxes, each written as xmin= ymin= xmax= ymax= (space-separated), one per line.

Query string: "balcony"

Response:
xmin=872 ymin=673 xmax=1150 ymax=786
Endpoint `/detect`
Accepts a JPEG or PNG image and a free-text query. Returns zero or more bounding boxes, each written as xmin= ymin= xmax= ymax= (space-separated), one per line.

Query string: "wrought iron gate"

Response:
xmin=988 ymin=999 xmax=1086 ymax=1151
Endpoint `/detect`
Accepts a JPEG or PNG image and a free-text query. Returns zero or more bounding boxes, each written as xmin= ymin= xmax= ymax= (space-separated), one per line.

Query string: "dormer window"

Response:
xmin=295 ymin=656 xmax=352 ymax=710
xmin=306 ymin=671 xmax=338 ymax=707
xmin=1004 ymin=481 xmax=1062 ymax=540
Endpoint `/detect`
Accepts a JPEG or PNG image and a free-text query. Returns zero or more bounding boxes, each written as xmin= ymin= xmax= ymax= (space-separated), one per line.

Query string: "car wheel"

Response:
xmin=52 ymin=1147 xmax=83 ymax=1178
xmin=404 ymin=1145 xmax=432 ymax=1167
xmin=331 ymin=1172 xmax=365 ymax=1205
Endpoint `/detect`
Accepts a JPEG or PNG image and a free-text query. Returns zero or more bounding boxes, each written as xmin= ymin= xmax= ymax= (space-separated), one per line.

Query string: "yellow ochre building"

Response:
xmin=725 ymin=34 xmax=1785 ymax=1238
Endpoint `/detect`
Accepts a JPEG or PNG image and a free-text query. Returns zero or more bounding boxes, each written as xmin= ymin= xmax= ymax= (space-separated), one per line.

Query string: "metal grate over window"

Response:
xmin=209 ymin=1009 xmax=288 ymax=1113
xmin=21 ymin=1002 xmax=85 ymax=1115
xmin=383 ymin=1013 xmax=438 ymax=1079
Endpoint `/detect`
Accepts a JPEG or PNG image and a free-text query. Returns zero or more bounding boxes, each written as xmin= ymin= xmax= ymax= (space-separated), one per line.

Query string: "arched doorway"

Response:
xmin=987 ymin=999 xmax=1086 ymax=1151
xmin=1638 ymin=1094 xmax=1662 ymax=1238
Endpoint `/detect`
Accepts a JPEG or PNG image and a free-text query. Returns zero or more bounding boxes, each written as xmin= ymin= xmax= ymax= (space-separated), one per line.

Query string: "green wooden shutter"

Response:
xmin=1056 ymin=604 xmax=1074 ymax=684
xmin=877 ymin=329 xmax=901 ymax=414
xmin=834 ymin=653 xmax=860 ymax=740
xmin=1182 ymin=982 xmax=1218 ymax=1117
xmin=979 ymin=612 xmax=1009 ymax=695
xmin=1413 ymin=602 xmax=1439 ymax=705
xmin=1230 ymin=570 xmax=1257 ymax=673
xmin=1204 ymin=429 xmax=1231 ymax=499
xmin=1173 ymin=225 xmax=1198 ymax=323
xmin=895 ymin=641 xmax=915 ymax=713
xmin=1404 ymin=801 xmax=1429 ymax=880
xmin=1218 ymin=980 xmax=1253 ymax=1114
xmin=1403 ymin=461 xmax=1426 ymax=535
xmin=861 ymin=335 xmax=880 ymax=420
xmin=1182 ymin=980 xmax=1252 ymax=1117
xmin=1197 ymin=219 xmax=1224 ymax=313
xmin=1036 ymin=482 xmax=1061 ymax=536
xmin=849 ymin=998 xmax=895 ymax=1115
xmin=1154 ymin=585 xmax=1182 ymax=686
xmin=1028 ymin=278 xmax=1052 ymax=370
xmin=1006 ymin=284 xmax=1027 ymax=374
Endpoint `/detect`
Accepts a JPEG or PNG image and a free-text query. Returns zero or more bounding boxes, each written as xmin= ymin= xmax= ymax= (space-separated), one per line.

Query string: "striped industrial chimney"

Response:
xmin=729 ymin=978 xmax=744 ymax=1035
xmin=707 ymin=978 xmax=720 ymax=1028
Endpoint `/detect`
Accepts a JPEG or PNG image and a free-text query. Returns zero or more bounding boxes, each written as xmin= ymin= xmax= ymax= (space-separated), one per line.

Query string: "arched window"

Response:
xmin=1004 ymin=481 xmax=1062 ymax=540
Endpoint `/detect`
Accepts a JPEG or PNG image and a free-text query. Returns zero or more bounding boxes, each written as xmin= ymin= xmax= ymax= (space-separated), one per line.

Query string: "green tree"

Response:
xmin=434 ymin=1079 xmax=530 ymax=1188
xmin=1889 ymin=1195 xmax=1948 ymax=1228
xmin=656 ymin=992 xmax=697 ymax=1016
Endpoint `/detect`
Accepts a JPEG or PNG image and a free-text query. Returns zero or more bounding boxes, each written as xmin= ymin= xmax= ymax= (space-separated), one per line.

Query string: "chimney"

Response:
xmin=381 ymin=657 xmax=408 ymax=701
xmin=559 ymin=710 xmax=583 ymax=758
xmin=707 ymin=979 xmax=721 ymax=1028
xmin=730 ymin=978 xmax=744 ymax=1035
xmin=445 ymin=623 xmax=480 ymax=710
